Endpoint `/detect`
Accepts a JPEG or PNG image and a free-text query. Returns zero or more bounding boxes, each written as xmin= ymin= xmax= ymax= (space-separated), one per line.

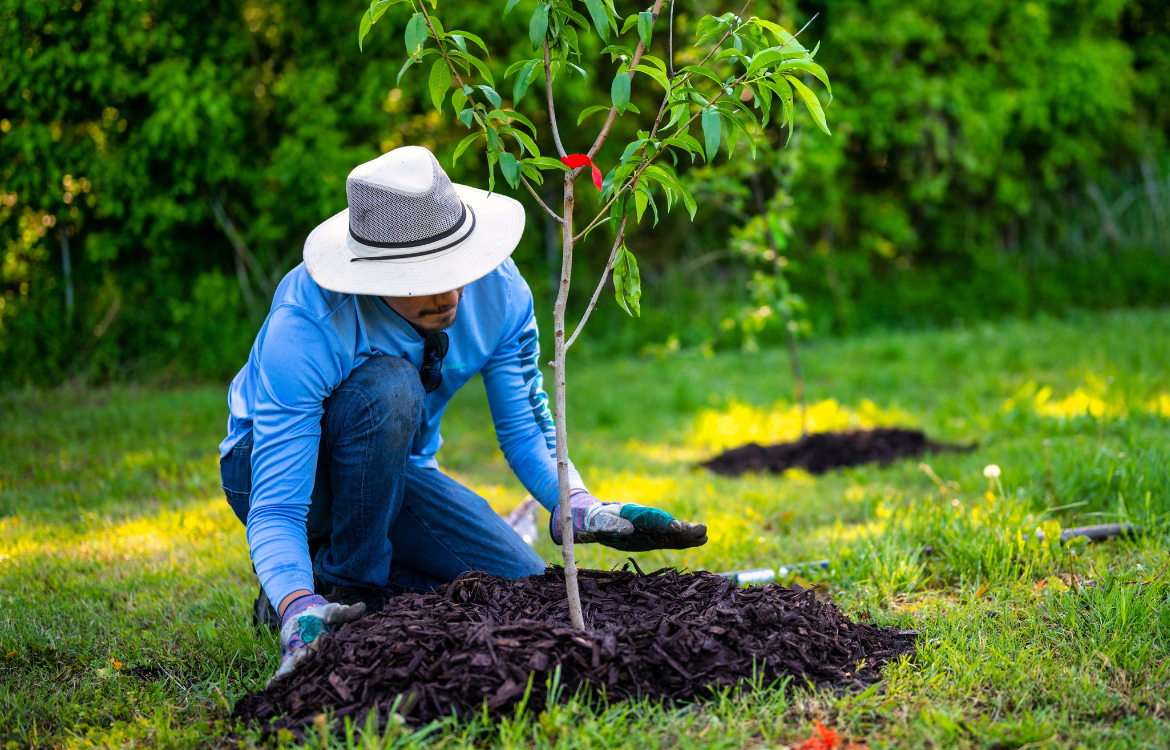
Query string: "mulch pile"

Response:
xmin=702 ymin=427 xmax=967 ymax=477
xmin=234 ymin=567 xmax=916 ymax=734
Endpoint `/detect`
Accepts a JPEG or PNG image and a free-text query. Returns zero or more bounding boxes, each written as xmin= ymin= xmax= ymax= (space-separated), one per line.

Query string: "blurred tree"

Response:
xmin=2 ymin=0 xmax=1168 ymax=385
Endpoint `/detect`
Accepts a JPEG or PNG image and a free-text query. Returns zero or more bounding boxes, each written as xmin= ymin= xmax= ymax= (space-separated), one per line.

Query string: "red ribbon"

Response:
xmin=561 ymin=154 xmax=603 ymax=191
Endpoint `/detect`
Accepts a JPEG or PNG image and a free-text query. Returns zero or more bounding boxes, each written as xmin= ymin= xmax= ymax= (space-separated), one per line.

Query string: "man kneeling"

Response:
xmin=218 ymin=146 xmax=707 ymax=683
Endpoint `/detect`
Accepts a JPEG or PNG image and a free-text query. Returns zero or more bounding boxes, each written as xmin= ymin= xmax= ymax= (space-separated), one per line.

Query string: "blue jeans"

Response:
xmin=220 ymin=355 xmax=545 ymax=595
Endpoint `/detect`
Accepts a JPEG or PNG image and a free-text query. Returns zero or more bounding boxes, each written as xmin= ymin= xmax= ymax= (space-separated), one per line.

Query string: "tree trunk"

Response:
xmin=553 ymin=174 xmax=585 ymax=629
xmin=751 ymin=173 xmax=807 ymax=436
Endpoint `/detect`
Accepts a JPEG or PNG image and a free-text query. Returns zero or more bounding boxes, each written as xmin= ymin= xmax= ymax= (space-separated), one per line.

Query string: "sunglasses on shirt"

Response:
xmin=419 ymin=331 xmax=449 ymax=394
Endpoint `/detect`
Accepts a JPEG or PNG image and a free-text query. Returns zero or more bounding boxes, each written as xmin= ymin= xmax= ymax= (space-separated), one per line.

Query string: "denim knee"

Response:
xmin=325 ymin=356 xmax=425 ymax=442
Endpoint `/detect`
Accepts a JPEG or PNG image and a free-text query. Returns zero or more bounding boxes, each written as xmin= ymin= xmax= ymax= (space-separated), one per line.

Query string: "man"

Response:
xmin=218 ymin=146 xmax=707 ymax=682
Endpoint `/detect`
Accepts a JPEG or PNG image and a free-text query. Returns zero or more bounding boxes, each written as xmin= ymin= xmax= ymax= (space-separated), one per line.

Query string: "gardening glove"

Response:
xmin=266 ymin=593 xmax=365 ymax=687
xmin=549 ymin=490 xmax=708 ymax=552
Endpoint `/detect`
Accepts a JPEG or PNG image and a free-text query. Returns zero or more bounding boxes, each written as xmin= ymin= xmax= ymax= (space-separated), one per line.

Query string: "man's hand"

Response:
xmin=266 ymin=594 xmax=365 ymax=687
xmin=550 ymin=490 xmax=707 ymax=552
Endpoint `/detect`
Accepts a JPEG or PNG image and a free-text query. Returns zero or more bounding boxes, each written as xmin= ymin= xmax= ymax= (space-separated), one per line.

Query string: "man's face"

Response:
xmin=381 ymin=287 xmax=465 ymax=334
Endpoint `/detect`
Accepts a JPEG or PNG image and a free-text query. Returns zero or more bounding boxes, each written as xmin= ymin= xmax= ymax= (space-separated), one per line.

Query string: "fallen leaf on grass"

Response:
xmin=793 ymin=721 xmax=870 ymax=750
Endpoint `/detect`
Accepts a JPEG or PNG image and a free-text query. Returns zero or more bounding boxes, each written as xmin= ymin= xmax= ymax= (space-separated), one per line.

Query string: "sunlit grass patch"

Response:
xmin=1004 ymin=371 xmax=1170 ymax=421
xmin=690 ymin=398 xmax=917 ymax=453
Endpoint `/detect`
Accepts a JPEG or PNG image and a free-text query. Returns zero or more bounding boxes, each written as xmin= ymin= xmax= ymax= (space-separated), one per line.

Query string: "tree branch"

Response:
xmin=520 ymin=174 xmax=565 ymax=223
xmin=419 ymin=4 xmax=490 ymax=131
xmin=565 ymin=216 xmax=628 ymax=350
xmin=586 ymin=0 xmax=667 ymax=159
xmin=573 ymin=9 xmax=822 ymax=242
xmin=544 ymin=41 xmax=568 ymax=158
xmin=573 ymin=68 xmax=750 ymax=242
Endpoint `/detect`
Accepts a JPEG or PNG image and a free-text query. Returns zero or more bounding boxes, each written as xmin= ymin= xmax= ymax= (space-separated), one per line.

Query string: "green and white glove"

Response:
xmin=550 ymin=490 xmax=708 ymax=552
xmin=267 ymin=594 xmax=365 ymax=687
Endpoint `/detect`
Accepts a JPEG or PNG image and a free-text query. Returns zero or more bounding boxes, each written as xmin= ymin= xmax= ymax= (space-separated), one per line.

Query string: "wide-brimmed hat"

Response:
xmin=303 ymin=145 xmax=526 ymax=296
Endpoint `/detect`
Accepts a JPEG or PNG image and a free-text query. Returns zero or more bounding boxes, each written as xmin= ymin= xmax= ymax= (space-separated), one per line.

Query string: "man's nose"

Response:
xmin=434 ymin=290 xmax=460 ymax=308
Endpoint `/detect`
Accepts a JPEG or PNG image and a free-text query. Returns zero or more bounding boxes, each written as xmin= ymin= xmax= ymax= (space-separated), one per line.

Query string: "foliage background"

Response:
xmin=3 ymin=0 xmax=1169 ymax=384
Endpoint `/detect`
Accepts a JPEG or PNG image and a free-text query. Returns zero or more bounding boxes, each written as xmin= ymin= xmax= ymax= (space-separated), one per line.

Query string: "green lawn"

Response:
xmin=2 ymin=309 xmax=1168 ymax=749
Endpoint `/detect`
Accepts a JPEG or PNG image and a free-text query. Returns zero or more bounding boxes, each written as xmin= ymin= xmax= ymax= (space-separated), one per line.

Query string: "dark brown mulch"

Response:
xmin=701 ymin=427 xmax=969 ymax=477
xmin=233 ymin=567 xmax=916 ymax=734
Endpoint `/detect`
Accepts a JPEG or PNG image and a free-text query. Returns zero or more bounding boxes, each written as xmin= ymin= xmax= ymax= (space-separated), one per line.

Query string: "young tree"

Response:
xmin=358 ymin=0 xmax=831 ymax=628
xmin=725 ymin=133 xmax=812 ymax=436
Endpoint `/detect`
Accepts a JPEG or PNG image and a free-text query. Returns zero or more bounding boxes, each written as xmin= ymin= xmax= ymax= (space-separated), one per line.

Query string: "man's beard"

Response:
xmin=414 ymin=307 xmax=458 ymax=333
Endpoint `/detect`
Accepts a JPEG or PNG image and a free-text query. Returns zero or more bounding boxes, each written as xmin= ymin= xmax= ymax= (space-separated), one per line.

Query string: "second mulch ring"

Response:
xmin=701 ymin=427 xmax=970 ymax=477
xmin=235 ymin=567 xmax=917 ymax=734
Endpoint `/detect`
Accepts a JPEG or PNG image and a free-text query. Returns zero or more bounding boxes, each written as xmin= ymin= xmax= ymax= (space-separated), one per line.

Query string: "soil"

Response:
xmin=701 ymin=427 xmax=967 ymax=477
xmin=234 ymin=567 xmax=916 ymax=734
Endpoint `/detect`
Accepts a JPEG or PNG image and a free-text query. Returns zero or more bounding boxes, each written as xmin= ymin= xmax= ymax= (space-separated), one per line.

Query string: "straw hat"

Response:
xmin=303 ymin=145 xmax=526 ymax=296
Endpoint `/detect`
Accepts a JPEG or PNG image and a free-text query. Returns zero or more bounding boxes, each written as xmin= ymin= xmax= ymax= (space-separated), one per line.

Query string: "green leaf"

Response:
xmin=777 ymin=59 xmax=832 ymax=101
xmin=358 ymin=0 xmax=406 ymax=51
xmin=524 ymin=156 xmax=571 ymax=171
xmin=451 ymin=87 xmax=467 ymax=116
xmin=504 ymin=0 xmax=522 ymax=17
xmin=784 ymin=74 xmax=830 ymax=134
xmin=680 ymin=64 xmax=725 ymax=88
xmin=485 ymin=125 xmax=500 ymax=151
xmin=577 ymin=104 xmax=610 ymax=125
xmin=755 ymin=80 xmax=772 ymax=119
xmin=458 ymin=107 xmax=475 ymax=127
xmin=701 ymin=106 xmax=721 ymax=161
xmin=504 ymin=59 xmax=534 ymax=79
xmin=396 ymin=56 xmax=415 ymax=85
xmin=582 ymin=0 xmax=610 ymax=42
xmin=753 ymin=20 xmax=807 ymax=51
xmin=612 ymin=247 xmax=641 ymax=316
xmin=477 ymin=85 xmax=502 ymax=109
xmin=452 ymin=131 xmax=485 ymax=165
xmin=637 ymin=10 xmax=654 ymax=49
xmin=559 ymin=6 xmax=591 ymax=32
xmin=448 ymin=34 xmax=468 ymax=55
xmin=716 ymin=47 xmax=752 ymax=68
xmin=611 ymin=71 xmax=630 ymax=114
xmin=513 ymin=60 xmax=539 ymax=102
xmin=564 ymin=62 xmax=590 ymax=82
xmin=499 ymin=152 xmax=521 ymax=189
xmin=448 ymin=30 xmax=489 ymax=57
xmin=428 ymin=60 xmax=451 ymax=111
xmin=639 ymin=54 xmax=667 ymax=73
xmin=725 ymin=115 xmax=739 ymax=156
xmin=678 ymin=181 xmax=696 ymax=219
xmin=503 ymin=109 xmax=538 ymax=135
xmin=404 ymin=13 xmax=428 ymax=57
xmin=529 ymin=3 xmax=550 ymax=48
xmin=521 ymin=163 xmax=543 ymax=184
xmin=633 ymin=64 xmax=668 ymax=89
xmin=639 ymin=186 xmax=659 ymax=226
xmin=510 ymin=128 xmax=541 ymax=158
xmin=451 ymin=50 xmax=495 ymax=86
xmin=619 ymin=138 xmax=650 ymax=166
xmin=600 ymin=43 xmax=635 ymax=60
xmin=620 ymin=13 xmax=639 ymax=35
xmin=746 ymin=46 xmax=807 ymax=77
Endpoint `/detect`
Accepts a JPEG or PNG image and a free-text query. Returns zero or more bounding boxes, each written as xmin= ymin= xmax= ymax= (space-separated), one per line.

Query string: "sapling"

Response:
xmin=722 ymin=130 xmax=812 ymax=435
xmin=358 ymin=0 xmax=832 ymax=628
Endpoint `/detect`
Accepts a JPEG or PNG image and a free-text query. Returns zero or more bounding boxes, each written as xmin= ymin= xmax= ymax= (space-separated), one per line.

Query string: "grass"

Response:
xmin=1 ymin=308 xmax=1169 ymax=748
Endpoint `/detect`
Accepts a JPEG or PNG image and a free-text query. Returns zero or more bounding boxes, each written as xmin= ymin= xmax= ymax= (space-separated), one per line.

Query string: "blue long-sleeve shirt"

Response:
xmin=219 ymin=260 xmax=584 ymax=608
